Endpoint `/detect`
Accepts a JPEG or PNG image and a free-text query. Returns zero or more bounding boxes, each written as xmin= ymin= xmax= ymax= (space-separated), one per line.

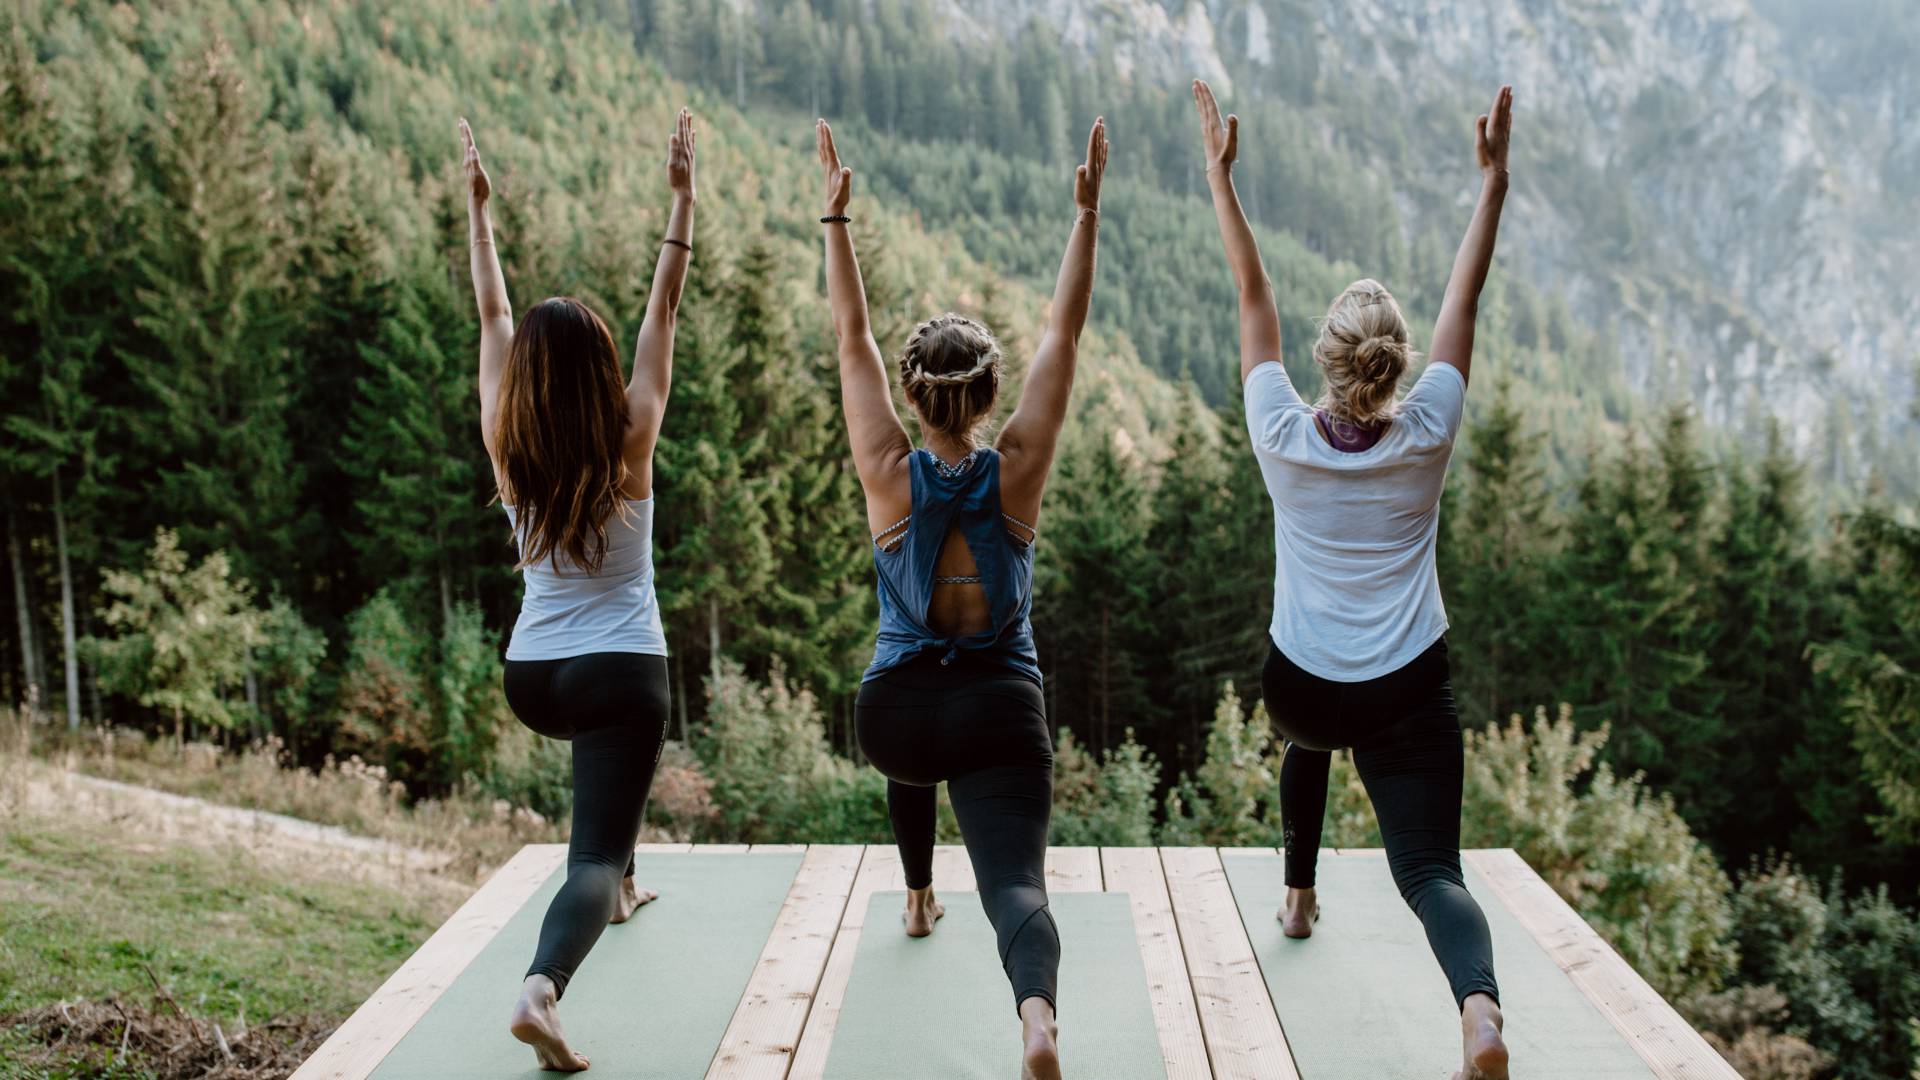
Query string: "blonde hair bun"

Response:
xmin=1314 ymin=279 xmax=1416 ymax=427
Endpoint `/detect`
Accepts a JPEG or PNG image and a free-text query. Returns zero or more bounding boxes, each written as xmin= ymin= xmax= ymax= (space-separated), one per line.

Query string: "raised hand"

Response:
xmin=1475 ymin=85 xmax=1513 ymax=175
xmin=1193 ymin=80 xmax=1238 ymax=174
xmin=816 ymin=119 xmax=853 ymax=216
xmin=1074 ymin=117 xmax=1108 ymax=211
xmin=459 ymin=117 xmax=491 ymax=206
xmin=667 ymin=107 xmax=696 ymax=200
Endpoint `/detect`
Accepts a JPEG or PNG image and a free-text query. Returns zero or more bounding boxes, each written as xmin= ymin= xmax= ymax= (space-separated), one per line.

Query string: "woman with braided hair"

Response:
xmin=1196 ymin=79 xmax=1517 ymax=1080
xmin=812 ymin=113 xmax=1106 ymax=1080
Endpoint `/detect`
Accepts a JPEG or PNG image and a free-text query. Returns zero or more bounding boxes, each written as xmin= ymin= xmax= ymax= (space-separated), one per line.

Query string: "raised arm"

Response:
xmin=626 ymin=108 xmax=696 ymax=475
xmin=996 ymin=117 xmax=1107 ymax=502
xmin=1194 ymin=82 xmax=1282 ymax=385
xmin=816 ymin=120 xmax=912 ymax=523
xmin=1429 ymin=85 xmax=1513 ymax=387
xmin=461 ymin=118 xmax=513 ymax=466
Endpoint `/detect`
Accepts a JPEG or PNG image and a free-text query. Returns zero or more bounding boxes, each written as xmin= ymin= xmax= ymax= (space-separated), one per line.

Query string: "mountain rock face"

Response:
xmin=961 ymin=0 xmax=1919 ymax=494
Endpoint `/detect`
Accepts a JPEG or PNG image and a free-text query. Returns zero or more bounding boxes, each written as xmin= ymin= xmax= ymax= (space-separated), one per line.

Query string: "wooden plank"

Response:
xmin=291 ymin=845 xmax=568 ymax=1080
xmin=788 ymin=845 xmax=895 ymax=1080
xmin=1465 ymin=850 xmax=1741 ymax=1080
xmin=747 ymin=844 xmax=809 ymax=854
xmin=706 ymin=845 xmax=864 ymax=1080
xmin=1102 ymin=848 xmax=1213 ymax=1080
xmin=1044 ymin=846 xmax=1102 ymax=892
xmin=932 ymin=843 xmax=976 ymax=890
xmin=1159 ymin=847 xmax=1300 ymax=1080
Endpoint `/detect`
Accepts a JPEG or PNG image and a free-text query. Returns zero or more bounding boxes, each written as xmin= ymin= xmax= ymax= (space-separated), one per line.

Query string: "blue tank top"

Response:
xmin=864 ymin=448 xmax=1041 ymax=684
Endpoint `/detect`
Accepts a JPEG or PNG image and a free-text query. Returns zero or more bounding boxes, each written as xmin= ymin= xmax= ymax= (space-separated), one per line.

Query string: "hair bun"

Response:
xmin=1355 ymin=335 xmax=1406 ymax=382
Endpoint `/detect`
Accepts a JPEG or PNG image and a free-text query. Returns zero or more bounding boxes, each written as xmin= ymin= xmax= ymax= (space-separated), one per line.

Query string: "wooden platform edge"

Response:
xmin=290 ymin=844 xmax=568 ymax=1080
xmin=1464 ymin=849 xmax=1741 ymax=1080
xmin=705 ymin=845 xmax=864 ymax=1080
xmin=1159 ymin=847 xmax=1300 ymax=1080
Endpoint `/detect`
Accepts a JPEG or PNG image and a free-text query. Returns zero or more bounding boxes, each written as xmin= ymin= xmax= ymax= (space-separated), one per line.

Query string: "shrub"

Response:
xmin=1051 ymin=726 xmax=1160 ymax=846
xmin=434 ymin=603 xmax=508 ymax=786
xmin=87 ymin=530 xmax=263 ymax=743
xmin=1161 ymin=683 xmax=1284 ymax=846
xmin=1733 ymin=858 xmax=1920 ymax=1080
xmin=1680 ymin=984 xmax=1830 ymax=1080
xmin=696 ymin=658 xmax=887 ymax=843
xmin=333 ymin=591 xmax=435 ymax=786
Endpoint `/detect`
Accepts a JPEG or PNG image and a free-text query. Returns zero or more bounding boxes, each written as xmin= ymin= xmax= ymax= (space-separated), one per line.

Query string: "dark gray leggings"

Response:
xmin=503 ymin=652 xmax=669 ymax=999
xmin=1264 ymin=636 xmax=1500 ymax=1010
xmin=855 ymin=652 xmax=1058 ymax=1014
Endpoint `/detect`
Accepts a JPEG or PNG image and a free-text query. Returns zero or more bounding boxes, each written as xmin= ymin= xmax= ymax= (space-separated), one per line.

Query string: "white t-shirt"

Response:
xmin=503 ymin=498 xmax=669 ymax=661
xmin=1243 ymin=360 xmax=1467 ymax=682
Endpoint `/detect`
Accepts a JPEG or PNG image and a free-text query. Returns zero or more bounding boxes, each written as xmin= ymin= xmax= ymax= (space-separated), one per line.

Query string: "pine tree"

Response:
xmin=1036 ymin=413 xmax=1157 ymax=751
xmin=340 ymin=249 xmax=501 ymax=633
xmin=120 ymin=37 xmax=301 ymax=594
xmin=1444 ymin=377 xmax=1556 ymax=728
xmin=1145 ymin=389 xmax=1270 ymax=767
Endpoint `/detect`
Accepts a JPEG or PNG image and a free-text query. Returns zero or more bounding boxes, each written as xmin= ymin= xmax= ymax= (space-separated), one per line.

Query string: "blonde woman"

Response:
xmin=1197 ymin=80 xmax=1515 ymax=1080
xmin=814 ymin=114 xmax=1106 ymax=1080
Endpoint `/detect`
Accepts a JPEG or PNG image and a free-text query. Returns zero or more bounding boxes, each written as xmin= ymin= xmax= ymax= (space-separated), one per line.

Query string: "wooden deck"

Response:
xmin=293 ymin=845 xmax=1737 ymax=1080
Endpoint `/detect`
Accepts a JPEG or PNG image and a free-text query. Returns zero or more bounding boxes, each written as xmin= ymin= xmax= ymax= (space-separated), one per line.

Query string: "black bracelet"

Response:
xmin=662 ymin=237 xmax=692 ymax=253
xmin=820 ymin=214 xmax=850 ymax=224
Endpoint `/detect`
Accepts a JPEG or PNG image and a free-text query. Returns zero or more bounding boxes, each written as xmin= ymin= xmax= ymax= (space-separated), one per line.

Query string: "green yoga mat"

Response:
xmin=1223 ymin=852 xmax=1656 ymax=1079
xmin=822 ymin=890 xmax=1165 ymax=1079
xmin=369 ymin=850 xmax=802 ymax=1080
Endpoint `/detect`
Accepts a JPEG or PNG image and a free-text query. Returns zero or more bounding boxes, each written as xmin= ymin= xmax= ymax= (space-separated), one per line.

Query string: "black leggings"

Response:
xmin=1263 ymin=636 xmax=1499 ymax=1010
xmin=855 ymin=652 xmax=1058 ymax=1014
xmin=503 ymin=652 xmax=670 ymax=1000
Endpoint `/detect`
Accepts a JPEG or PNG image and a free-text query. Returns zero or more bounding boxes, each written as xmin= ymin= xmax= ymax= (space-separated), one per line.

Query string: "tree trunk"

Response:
xmin=707 ymin=596 xmax=721 ymax=681
xmin=674 ymin=650 xmax=689 ymax=744
xmin=174 ymin=706 xmax=184 ymax=749
xmin=245 ymin=666 xmax=261 ymax=737
xmin=6 ymin=503 xmax=42 ymax=705
xmin=52 ymin=466 xmax=80 ymax=731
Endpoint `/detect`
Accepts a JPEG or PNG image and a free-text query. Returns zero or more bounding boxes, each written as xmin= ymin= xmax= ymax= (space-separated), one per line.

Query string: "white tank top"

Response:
xmin=503 ymin=498 xmax=668 ymax=661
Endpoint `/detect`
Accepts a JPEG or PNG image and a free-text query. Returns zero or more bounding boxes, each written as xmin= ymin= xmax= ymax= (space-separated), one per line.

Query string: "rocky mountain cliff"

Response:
xmin=958 ymin=0 xmax=1919 ymax=495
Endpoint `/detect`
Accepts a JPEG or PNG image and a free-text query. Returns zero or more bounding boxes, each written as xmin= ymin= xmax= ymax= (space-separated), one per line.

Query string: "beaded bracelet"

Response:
xmin=821 ymin=214 xmax=851 ymax=224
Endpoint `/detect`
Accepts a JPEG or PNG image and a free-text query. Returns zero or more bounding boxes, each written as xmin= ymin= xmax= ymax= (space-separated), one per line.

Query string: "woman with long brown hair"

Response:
xmin=813 ymin=114 xmax=1106 ymax=1080
xmin=461 ymin=108 xmax=695 ymax=1073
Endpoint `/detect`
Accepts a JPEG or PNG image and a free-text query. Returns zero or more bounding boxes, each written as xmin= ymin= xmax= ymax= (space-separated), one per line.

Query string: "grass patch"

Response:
xmin=0 ymin=760 xmax=467 ymax=1078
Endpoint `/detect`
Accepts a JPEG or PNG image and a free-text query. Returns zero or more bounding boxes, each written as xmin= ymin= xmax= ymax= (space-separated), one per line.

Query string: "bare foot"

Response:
xmin=609 ymin=875 xmax=658 ymax=924
xmin=1278 ymin=886 xmax=1318 ymax=939
xmin=903 ymin=886 xmax=945 ymax=938
xmin=509 ymin=974 xmax=590 ymax=1072
xmin=1453 ymin=993 xmax=1509 ymax=1080
xmin=1019 ymin=997 xmax=1061 ymax=1080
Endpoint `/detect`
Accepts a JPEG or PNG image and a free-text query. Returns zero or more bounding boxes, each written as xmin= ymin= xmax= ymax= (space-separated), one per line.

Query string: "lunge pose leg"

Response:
xmin=1199 ymin=78 xmax=1515 ymax=1080
xmin=463 ymin=108 xmax=697 ymax=1073
xmin=819 ymin=113 xmax=1106 ymax=1080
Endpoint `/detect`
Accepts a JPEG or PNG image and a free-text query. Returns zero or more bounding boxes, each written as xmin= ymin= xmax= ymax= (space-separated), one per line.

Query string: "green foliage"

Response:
xmin=87 ymin=530 xmax=262 ymax=740
xmin=1460 ymin=708 xmax=1736 ymax=997
xmin=1811 ymin=510 xmax=1920 ymax=845
xmin=1729 ymin=859 xmax=1920 ymax=1080
xmin=434 ymin=603 xmax=508 ymax=786
xmin=1160 ymin=683 xmax=1283 ymax=847
xmin=333 ymin=590 xmax=434 ymax=784
xmin=254 ymin=595 xmax=327 ymax=732
xmin=1050 ymin=727 xmax=1160 ymax=846
xmin=696 ymin=657 xmax=887 ymax=843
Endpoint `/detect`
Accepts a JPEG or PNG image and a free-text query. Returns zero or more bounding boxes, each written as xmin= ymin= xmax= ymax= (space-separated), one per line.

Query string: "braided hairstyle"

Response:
xmin=900 ymin=312 xmax=1003 ymax=443
xmin=1313 ymin=278 xmax=1416 ymax=427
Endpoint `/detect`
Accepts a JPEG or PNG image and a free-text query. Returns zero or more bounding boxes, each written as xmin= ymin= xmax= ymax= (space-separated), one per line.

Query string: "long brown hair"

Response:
xmin=495 ymin=297 xmax=629 ymax=572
